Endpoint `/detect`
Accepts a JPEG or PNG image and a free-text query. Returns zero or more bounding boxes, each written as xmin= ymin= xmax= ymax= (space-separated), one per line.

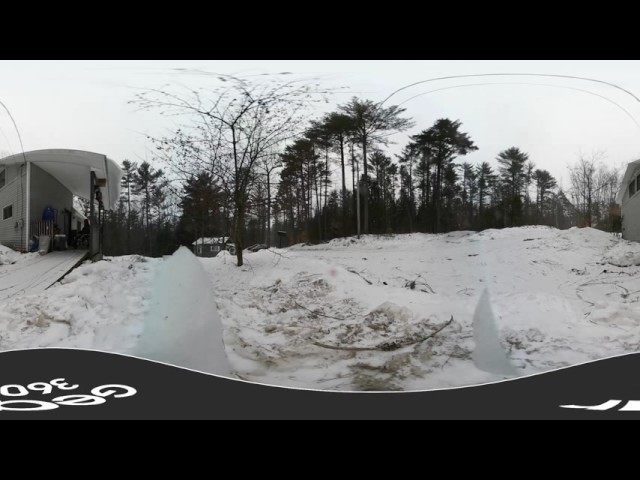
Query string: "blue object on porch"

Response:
xmin=42 ymin=205 xmax=55 ymax=221
xmin=29 ymin=236 xmax=39 ymax=252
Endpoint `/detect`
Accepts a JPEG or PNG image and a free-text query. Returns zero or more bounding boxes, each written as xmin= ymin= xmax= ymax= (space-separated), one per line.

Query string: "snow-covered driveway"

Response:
xmin=0 ymin=250 xmax=88 ymax=301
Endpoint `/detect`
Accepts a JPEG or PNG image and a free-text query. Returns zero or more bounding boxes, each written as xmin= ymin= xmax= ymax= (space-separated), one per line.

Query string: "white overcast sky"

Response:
xmin=1 ymin=60 xmax=640 ymax=191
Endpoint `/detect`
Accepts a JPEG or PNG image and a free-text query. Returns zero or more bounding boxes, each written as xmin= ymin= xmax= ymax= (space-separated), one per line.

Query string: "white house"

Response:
xmin=617 ymin=159 xmax=640 ymax=241
xmin=0 ymin=149 xmax=122 ymax=258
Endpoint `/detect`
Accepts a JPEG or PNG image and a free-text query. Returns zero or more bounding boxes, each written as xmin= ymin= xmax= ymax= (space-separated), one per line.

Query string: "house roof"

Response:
xmin=616 ymin=158 xmax=640 ymax=204
xmin=192 ymin=237 xmax=229 ymax=246
xmin=0 ymin=149 xmax=123 ymax=210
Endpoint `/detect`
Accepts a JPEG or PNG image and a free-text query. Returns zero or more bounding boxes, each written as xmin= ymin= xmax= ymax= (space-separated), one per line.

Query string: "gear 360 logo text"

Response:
xmin=0 ymin=379 xmax=137 ymax=412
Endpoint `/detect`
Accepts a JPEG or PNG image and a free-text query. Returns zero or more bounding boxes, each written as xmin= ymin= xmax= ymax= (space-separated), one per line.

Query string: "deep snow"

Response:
xmin=203 ymin=227 xmax=640 ymax=391
xmin=3 ymin=226 xmax=640 ymax=391
xmin=0 ymin=248 xmax=229 ymax=376
xmin=0 ymin=254 xmax=157 ymax=352
xmin=0 ymin=244 xmax=36 ymax=266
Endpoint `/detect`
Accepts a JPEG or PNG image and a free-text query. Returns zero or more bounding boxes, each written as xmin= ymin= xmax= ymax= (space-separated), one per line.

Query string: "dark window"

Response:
xmin=2 ymin=204 xmax=12 ymax=220
xmin=0 ymin=169 xmax=5 ymax=189
xmin=631 ymin=180 xmax=636 ymax=197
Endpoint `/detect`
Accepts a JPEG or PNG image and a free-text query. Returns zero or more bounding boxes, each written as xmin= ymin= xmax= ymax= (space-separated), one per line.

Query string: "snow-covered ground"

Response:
xmin=0 ymin=244 xmax=36 ymax=266
xmin=3 ymin=226 xmax=640 ymax=392
xmin=204 ymin=227 xmax=640 ymax=391
xmin=0 ymin=254 xmax=158 ymax=352
xmin=0 ymin=246 xmax=228 ymax=376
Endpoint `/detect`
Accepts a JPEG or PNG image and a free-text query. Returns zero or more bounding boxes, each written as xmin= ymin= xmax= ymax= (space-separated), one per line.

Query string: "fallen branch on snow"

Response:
xmin=394 ymin=267 xmax=435 ymax=293
xmin=457 ymin=288 xmax=474 ymax=296
xmin=346 ymin=268 xmax=373 ymax=285
xmin=404 ymin=275 xmax=435 ymax=294
xmin=415 ymin=274 xmax=435 ymax=293
xmin=294 ymin=301 xmax=346 ymax=321
xmin=441 ymin=354 xmax=453 ymax=370
xmin=313 ymin=315 xmax=454 ymax=352
xmin=49 ymin=318 xmax=72 ymax=326
xmin=269 ymin=249 xmax=290 ymax=267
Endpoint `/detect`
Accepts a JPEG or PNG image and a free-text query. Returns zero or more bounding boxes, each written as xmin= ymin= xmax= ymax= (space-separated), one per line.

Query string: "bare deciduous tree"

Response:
xmin=134 ymin=74 xmax=326 ymax=266
xmin=569 ymin=151 xmax=605 ymax=227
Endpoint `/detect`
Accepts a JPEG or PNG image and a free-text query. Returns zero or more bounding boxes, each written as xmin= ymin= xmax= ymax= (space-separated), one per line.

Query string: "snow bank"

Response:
xmin=3 ymin=224 xmax=638 ymax=391
xmin=557 ymin=227 xmax=617 ymax=248
xmin=603 ymin=240 xmax=640 ymax=266
xmin=134 ymin=246 xmax=231 ymax=377
xmin=290 ymin=233 xmax=433 ymax=250
xmin=0 ymin=248 xmax=231 ymax=377
xmin=0 ymin=255 xmax=158 ymax=351
xmin=0 ymin=244 xmax=23 ymax=265
xmin=204 ymin=226 xmax=640 ymax=391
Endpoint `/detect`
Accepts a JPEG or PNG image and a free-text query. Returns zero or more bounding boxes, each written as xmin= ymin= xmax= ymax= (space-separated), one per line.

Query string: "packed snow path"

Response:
xmin=0 ymin=250 xmax=88 ymax=301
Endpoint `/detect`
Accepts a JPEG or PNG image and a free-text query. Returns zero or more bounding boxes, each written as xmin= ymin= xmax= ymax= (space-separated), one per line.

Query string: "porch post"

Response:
xmin=25 ymin=161 xmax=31 ymax=250
xmin=89 ymin=170 xmax=96 ymax=256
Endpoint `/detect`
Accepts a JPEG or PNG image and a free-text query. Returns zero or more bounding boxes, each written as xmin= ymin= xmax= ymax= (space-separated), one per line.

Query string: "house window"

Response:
xmin=630 ymin=179 xmax=636 ymax=197
xmin=213 ymin=245 xmax=220 ymax=253
xmin=0 ymin=169 xmax=5 ymax=189
xmin=2 ymin=204 xmax=12 ymax=220
xmin=197 ymin=245 xmax=202 ymax=254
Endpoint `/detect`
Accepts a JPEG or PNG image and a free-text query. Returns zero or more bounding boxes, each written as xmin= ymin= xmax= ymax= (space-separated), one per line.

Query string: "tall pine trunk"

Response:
xmin=362 ymin=137 xmax=369 ymax=235
xmin=340 ymin=137 xmax=347 ymax=235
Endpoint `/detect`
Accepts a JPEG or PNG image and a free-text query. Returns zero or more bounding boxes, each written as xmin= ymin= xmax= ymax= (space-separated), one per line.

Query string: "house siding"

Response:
xmin=0 ymin=163 xmax=26 ymax=250
xmin=192 ymin=237 xmax=229 ymax=257
xmin=622 ymin=167 xmax=640 ymax=241
xmin=194 ymin=243 xmax=221 ymax=257
xmin=29 ymin=164 xmax=73 ymax=229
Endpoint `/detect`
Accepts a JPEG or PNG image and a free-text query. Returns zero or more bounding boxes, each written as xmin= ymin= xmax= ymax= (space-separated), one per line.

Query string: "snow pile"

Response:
xmin=0 ymin=248 xmax=231 ymax=376
xmin=135 ymin=247 xmax=230 ymax=376
xmin=0 ymin=255 xmax=159 ymax=351
xmin=0 ymin=244 xmax=24 ymax=265
xmin=603 ymin=240 xmax=640 ymax=266
xmin=3 ymin=225 xmax=640 ymax=391
xmin=557 ymin=227 xmax=618 ymax=249
xmin=292 ymin=232 xmax=449 ymax=251
xmin=204 ymin=225 xmax=640 ymax=391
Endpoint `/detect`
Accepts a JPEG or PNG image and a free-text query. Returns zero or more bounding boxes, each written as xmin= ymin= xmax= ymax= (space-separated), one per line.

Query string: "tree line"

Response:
xmin=99 ymin=75 xmax=622 ymax=263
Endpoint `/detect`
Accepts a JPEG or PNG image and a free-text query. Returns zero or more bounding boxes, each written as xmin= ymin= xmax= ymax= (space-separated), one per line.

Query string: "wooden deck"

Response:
xmin=0 ymin=250 xmax=88 ymax=301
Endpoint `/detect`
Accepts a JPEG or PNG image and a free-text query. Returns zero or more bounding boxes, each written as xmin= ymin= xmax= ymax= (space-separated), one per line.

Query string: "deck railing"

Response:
xmin=30 ymin=220 xmax=56 ymax=237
